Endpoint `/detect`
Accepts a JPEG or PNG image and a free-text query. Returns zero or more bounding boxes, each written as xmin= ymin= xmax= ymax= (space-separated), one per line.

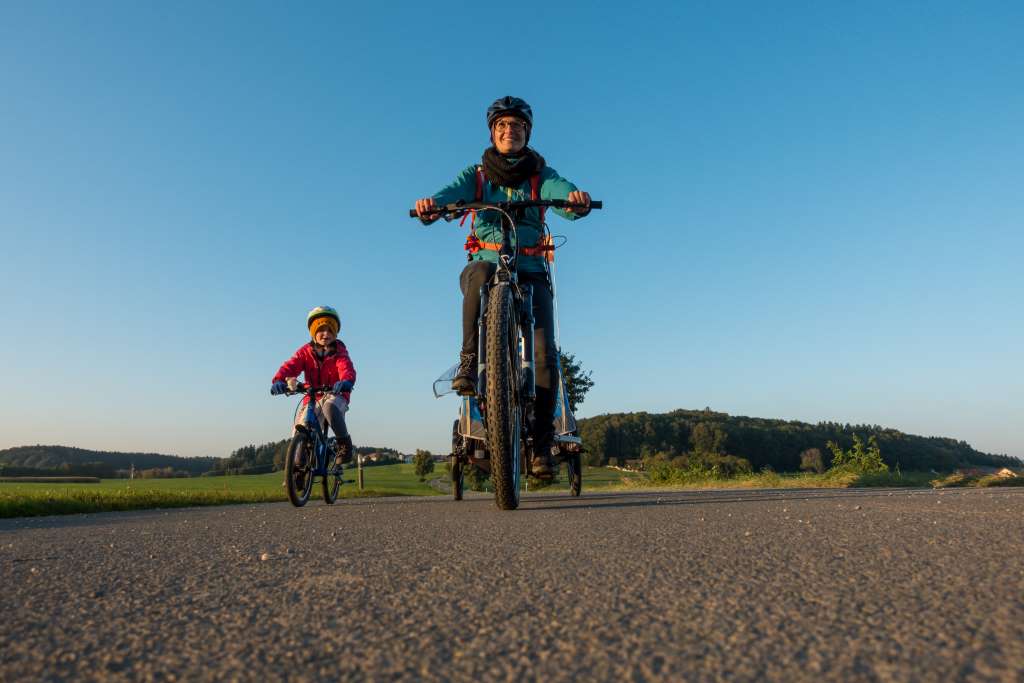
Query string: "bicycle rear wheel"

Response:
xmin=285 ymin=433 xmax=314 ymax=507
xmin=567 ymin=452 xmax=582 ymax=497
xmin=484 ymin=283 xmax=522 ymax=510
xmin=451 ymin=420 xmax=465 ymax=501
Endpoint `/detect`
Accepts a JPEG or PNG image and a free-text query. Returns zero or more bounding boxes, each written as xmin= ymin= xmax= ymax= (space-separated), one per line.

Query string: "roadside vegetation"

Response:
xmin=931 ymin=472 xmax=1024 ymax=489
xmin=620 ymin=432 xmax=1021 ymax=491
xmin=0 ymin=464 xmax=441 ymax=518
xmin=449 ymin=464 xmax=644 ymax=493
xmin=625 ymin=467 xmax=937 ymax=490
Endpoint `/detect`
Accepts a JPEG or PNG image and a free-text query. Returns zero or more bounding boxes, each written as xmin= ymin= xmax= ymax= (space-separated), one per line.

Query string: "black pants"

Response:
xmin=460 ymin=261 xmax=557 ymax=448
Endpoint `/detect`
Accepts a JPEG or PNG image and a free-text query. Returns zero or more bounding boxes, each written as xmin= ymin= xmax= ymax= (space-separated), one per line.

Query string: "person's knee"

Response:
xmin=534 ymin=328 xmax=556 ymax=367
xmin=534 ymin=349 xmax=557 ymax=390
xmin=460 ymin=261 xmax=494 ymax=295
xmin=325 ymin=395 xmax=349 ymax=412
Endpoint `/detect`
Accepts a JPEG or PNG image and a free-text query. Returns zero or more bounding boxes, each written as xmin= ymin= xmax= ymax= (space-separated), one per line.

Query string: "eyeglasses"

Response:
xmin=493 ymin=119 xmax=528 ymax=132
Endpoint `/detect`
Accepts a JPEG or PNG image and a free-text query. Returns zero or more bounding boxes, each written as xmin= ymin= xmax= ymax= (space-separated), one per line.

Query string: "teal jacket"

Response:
xmin=432 ymin=163 xmax=585 ymax=273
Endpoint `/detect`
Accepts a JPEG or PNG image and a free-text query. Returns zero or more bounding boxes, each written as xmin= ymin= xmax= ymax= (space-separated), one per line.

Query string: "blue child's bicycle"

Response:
xmin=277 ymin=382 xmax=346 ymax=507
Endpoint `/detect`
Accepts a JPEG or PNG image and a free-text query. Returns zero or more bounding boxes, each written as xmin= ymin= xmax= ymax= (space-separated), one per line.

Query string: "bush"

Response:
xmin=465 ymin=465 xmax=489 ymax=491
xmin=799 ymin=448 xmax=824 ymax=473
xmin=643 ymin=451 xmax=752 ymax=483
xmin=413 ymin=449 xmax=435 ymax=481
xmin=138 ymin=467 xmax=189 ymax=479
xmin=827 ymin=435 xmax=888 ymax=474
xmin=527 ymin=473 xmax=560 ymax=489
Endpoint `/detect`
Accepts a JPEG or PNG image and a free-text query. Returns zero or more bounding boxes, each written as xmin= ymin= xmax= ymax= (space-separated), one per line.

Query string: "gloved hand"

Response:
xmin=333 ymin=380 xmax=354 ymax=394
xmin=270 ymin=381 xmax=288 ymax=395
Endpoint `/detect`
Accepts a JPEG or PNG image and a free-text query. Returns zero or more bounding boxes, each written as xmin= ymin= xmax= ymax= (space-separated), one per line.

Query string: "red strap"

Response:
xmin=530 ymin=174 xmax=546 ymax=225
xmin=460 ymin=166 xmax=487 ymax=236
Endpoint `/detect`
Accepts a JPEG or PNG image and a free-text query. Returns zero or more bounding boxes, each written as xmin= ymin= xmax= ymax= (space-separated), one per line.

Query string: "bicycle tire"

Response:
xmin=285 ymin=433 xmax=314 ymax=507
xmin=568 ymin=452 xmax=582 ymax=497
xmin=451 ymin=420 xmax=465 ymax=501
xmin=484 ymin=284 xmax=522 ymax=510
xmin=322 ymin=451 xmax=342 ymax=504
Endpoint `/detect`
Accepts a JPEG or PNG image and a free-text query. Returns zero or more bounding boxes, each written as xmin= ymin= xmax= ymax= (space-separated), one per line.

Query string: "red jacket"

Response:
xmin=273 ymin=341 xmax=357 ymax=404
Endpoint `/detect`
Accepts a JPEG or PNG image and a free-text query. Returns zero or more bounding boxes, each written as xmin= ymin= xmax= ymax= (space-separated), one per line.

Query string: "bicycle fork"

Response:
xmin=475 ymin=285 xmax=489 ymax=398
xmin=519 ymin=283 xmax=536 ymax=401
xmin=520 ymin=284 xmax=538 ymax=455
xmin=476 ymin=283 xmax=537 ymax=402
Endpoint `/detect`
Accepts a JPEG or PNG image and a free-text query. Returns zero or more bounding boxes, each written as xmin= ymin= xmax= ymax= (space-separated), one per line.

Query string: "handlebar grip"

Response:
xmin=408 ymin=209 xmax=418 ymax=217
xmin=590 ymin=200 xmax=602 ymax=210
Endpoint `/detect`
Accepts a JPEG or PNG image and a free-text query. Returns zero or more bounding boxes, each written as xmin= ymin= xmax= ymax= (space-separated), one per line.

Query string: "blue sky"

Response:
xmin=1 ymin=1 xmax=1021 ymax=460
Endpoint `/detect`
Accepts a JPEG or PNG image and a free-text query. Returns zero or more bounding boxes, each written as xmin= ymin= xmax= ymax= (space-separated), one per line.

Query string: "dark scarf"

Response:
xmin=311 ymin=340 xmax=339 ymax=359
xmin=481 ymin=146 xmax=546 ymax=189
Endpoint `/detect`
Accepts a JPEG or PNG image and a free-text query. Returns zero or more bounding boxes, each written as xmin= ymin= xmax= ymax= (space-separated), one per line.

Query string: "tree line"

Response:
xmin=576 ymin=408 xmax=1019 ymax=472
xmin=0 ymin=445 xmax=217 ymax=477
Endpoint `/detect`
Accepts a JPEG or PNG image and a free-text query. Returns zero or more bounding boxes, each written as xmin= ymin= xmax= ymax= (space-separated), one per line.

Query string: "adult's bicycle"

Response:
xmin=411 ymin=197 xmax=601 ymax=509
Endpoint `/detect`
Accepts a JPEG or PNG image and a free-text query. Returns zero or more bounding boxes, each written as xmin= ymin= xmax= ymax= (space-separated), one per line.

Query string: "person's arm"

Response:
xmin=272 ymin=346 xmax=307 ymax=383
xmin=540 ymin=167 xmax=591 ymax=220
xmin=334 ymin=344 xmax=356 ymax=385
xmin=414 ymin=165 xmax=478 ymax=223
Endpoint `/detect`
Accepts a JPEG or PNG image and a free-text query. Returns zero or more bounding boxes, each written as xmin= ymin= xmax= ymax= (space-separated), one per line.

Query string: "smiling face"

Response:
xmin=314 ymin=326 xmax=336 ymax=347
xmin=491 ymin=115 xmax=528 ymax=154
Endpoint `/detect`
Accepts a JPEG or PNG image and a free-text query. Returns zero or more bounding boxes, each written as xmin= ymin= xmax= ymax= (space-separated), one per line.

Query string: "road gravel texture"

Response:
xmin=2 ymin=487 xmax=1023 ymax=682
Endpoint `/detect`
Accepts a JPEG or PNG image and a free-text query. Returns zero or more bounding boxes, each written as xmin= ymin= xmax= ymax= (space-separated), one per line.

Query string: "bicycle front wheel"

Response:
xmin=323 ymin=452 xmax=342 ymax=504
xmin=285 ymin=433 xmax=314 ymax=507
xmin=484 ymin=283 xmax=522 ymax=510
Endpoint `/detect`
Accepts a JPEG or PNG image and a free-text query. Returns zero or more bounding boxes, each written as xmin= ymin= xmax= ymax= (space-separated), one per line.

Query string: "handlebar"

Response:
xmin=408 ymin=198 xmax=602 ymax=219
xmin=280 ymin=382 xmax=336 ymax=397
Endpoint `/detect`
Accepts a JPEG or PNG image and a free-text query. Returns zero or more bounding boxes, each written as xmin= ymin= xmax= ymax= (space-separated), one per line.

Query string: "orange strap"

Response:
xmin=474 ymin=235 xmax=555 ymax=262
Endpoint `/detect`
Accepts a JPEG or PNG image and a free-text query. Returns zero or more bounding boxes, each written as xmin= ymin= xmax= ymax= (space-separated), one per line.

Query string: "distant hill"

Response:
xmin=576 ymin=409 xmax=1020 ymax=472
xmin=0 ymin=445 xmax=217 ymax=476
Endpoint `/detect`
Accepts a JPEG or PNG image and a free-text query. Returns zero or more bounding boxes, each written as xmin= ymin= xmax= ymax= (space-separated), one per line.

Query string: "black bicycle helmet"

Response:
xmin=486 ymin=96 xmax=533 ymax=129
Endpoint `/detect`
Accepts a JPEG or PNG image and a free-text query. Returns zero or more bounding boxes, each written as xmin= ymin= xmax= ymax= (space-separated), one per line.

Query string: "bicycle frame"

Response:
xmin=293 ymin=385 xmax=334 ymax=477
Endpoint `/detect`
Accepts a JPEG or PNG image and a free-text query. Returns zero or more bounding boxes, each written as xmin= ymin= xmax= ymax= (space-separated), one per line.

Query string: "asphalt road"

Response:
xmin=2 ymin=487 xmax=1023 ymax=682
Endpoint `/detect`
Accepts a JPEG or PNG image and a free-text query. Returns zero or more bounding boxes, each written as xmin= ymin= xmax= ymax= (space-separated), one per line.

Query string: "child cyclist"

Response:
xmin=270 ymin=306 xmax=356 ymax=466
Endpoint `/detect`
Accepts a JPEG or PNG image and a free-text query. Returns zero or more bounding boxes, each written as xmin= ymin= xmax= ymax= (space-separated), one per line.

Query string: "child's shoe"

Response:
xmin=334 ymin=434 xmax=354 ymax=467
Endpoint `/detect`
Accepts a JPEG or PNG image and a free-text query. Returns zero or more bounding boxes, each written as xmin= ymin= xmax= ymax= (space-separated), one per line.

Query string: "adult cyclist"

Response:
xmin=413 ymin=96 xmax=592 ymax=477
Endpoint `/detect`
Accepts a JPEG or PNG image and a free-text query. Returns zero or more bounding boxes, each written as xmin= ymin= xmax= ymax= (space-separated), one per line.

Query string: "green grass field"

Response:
xmin=523 ymin=465 xmax=643 ymax=491
xmin=3 ymin=462 xmax=1002 ymax=519
xmin=0 ymin=464 xmax=443 ymax=518
xmin=0 ymin=463 xmax=645 ymax=518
